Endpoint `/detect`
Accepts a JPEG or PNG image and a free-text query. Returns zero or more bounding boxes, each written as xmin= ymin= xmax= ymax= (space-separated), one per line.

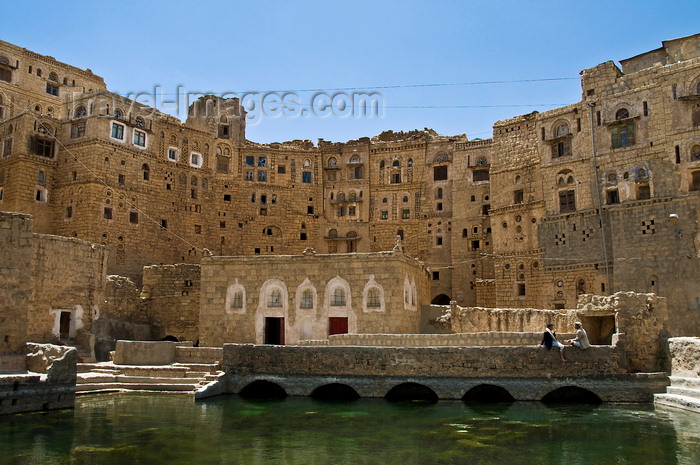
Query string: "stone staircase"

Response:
xmin=654 ymin=337 xmax=700 ymax=414
xmin=654 ymin=376 xmax=700 ymax=413
xmin=76 ymin=346 xmax=224 ymax=395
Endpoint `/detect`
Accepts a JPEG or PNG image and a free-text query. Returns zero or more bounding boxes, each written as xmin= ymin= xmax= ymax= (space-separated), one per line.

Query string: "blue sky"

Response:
xmin=2 ymin=1 xmax=698 ymax=143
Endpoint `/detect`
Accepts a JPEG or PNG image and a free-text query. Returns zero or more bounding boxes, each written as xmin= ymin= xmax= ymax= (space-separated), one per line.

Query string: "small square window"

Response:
xmin=402 ymin=209 xmax=410 ymax=219
xmin=278 ymin=165 xmax=286 ymax=174
xmin=129 ymin=212 xmax=138 ymax=224
xmin=302 ymin=172 xmax=312 ymax=183
xmin=111 ymin=123 xmax=125 ymax=140
xmin=381 ymin=210 xmax=388 ymax=220
xmin=436 ymin=236 xmax=443 ymax=245
xmin=194 ymin=224 xmax=202 ymax=234
xmin=103 ymin=207 xmax=112 ymax=219
xmin=224 ymin=194 xmax=231 ymax=202
xmin=260 ymin=208 xmax=267 ymax=216
xmin=220 ymin=221 xmax=226 ymax=228
xmin=161 ymin=219 xmax=168 ymax=229
xmin=245 ymin=156 xmax=254 ymax=166
xmin=133 ymin=130 xmax=146 ymax=147
xmin=307 ymin=206 xmax=314 ymax=214
xmin=300 ymin=232 xmax=307 ymax=240
xmin=258 ymin=171 xmax=267 ymax=182
xmin=432 ymin=271 xmax=440 ymax=280
xmin=190 ymin=152 xmax=202 ymax=167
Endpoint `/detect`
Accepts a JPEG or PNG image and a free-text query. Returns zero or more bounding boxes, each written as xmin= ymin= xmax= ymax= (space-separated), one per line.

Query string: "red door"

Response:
xmin=329 ymin=317 xmax=348 ymax=336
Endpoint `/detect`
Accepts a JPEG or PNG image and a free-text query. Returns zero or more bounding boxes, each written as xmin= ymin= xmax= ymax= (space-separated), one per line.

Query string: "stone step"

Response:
xmin=184 ymin=371 xmax=209 ymax=379
xmin=77 ymin=372 xmax=117 ymax=383
xmin=76 ymin=382 xmax=199 ymax=393
xmin=654 ymin=393 xmax=700 ymax=414
xmin=666 ymin=385 xmax=700 ymax=399
xmin=173 ymin=362 xmax=220 ymax=372
xmin=114 ymin=375 xmax=200 ymax=385
xmin=669 ymin=376 xmax=700 ymax=390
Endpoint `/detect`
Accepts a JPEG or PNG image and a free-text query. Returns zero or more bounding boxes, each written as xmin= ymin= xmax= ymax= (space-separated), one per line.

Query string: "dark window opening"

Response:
xmin=473 ymin=169 xmax=489 ymax=182
xmin=559 ymin=190 xmax=576 ymax=213
xmin=606 ymin=189 xmax=619 ymax=204
xmin=434 ymin=165 xmax=448 ymax=181
xmin=514 ymin=190 xmax=524 ymax=204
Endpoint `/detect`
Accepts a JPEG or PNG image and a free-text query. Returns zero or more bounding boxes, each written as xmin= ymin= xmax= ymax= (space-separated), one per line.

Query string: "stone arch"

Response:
xmin=239 ymin=380 xmax=288 ymax=399
xmin=385 ymin=382 xmax=438 ymax=402
xmin=431 ymin=294 xmax=451 ymax=305
xmin=462 ymin=384 xmax=515 ymax=403
xmin=225 ymin=279 xmax=246 ymax=314
xmin=552 ymin=119 xmax=570 ymax=137
xmin=362 ymin=275 xmax=385 ymax=313
xmin=541 ymin=386 xmax=602 ymax=404
xmin=310 ymin=383 xmax=360 ymax=401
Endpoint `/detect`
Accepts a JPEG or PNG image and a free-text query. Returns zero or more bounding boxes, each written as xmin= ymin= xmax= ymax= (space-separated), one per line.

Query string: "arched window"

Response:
xmin=135 ymin=116 xmax=145 ymax=128
xmin=408 ymin=158 xmax=413 ymax=167
xmin=435 ymin=153 xmax=449 ymax=163
xmin=379 ymin=160 xmax=385 ymax=169
xmin=268 ymin=289 xmax=282 ymax=307
xmin=691 ymin=145 xmax=700 ymax=162
xmin=328 ymin=157 xmax=337 ymax=167
xmin=48 ymin=72 xmax=58 ymax=82
xmin=232 ymin=291 xmax=243 ymax=308
xmin=367 ymin=288 xmax=381 ymax=308
xmin=615 ymin=108 xmax=630 ymax=120
xmin=331 ymin=287 xmax=346 ymax=306
xmin=392 ymin=160 xmax=400 ymax=168
xmin=74 ymin=106 xmax=87 ymax=118
xmin=114 ymin=108 xmax=123 ymax=119
xmin=300 ymin=289 xmax=314 ymax=309
xmin=555 ymin=123 xmax=570 ymax=137
xmin=328 ymin=228 xmax=338 ymax=238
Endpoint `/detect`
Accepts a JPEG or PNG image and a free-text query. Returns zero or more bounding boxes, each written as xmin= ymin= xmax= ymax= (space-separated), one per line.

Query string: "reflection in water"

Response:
xmin=0 ymin=393 xmax=698 ymax=465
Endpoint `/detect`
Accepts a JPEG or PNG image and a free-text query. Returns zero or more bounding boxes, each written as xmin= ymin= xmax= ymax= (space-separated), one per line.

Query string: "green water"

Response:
xmin=1 ymin=394 xmax=699 ymax=465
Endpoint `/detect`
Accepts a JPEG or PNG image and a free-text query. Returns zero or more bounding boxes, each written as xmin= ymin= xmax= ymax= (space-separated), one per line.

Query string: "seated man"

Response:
xmin=541 ymin=323 xmax=566 ymax=362
xmin=562 ymin=321 xmax=591 ymax=361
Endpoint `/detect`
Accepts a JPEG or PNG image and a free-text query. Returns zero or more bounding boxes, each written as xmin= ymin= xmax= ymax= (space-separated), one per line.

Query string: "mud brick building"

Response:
xmin=1 ymin=34 xmax=699 ymax=339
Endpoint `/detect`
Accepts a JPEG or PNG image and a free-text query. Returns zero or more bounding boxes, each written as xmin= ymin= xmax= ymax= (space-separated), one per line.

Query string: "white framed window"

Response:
xmin=190 ymin=152 xmax=202 ymax=168
xmin=133 ymin=129 xmax=146 ymax=148
xmin=110 ymin=121 xmax=125 ymax=141
xmin=167 ymin=147 xmax=179 ymax=162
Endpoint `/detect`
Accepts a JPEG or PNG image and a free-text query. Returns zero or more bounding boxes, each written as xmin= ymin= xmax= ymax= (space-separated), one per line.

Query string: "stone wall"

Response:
xmin=0 ymin=212 xmax=33 ymax=355
xmin=0 ymin=211 xmax=107 ymax=357
xmin=0 ymin=343 xmax=76 ymax=415
xmin=142 ymin=264 xmax=201 ymax=342
xmin=300 ymin=331 xmax=576 ymax=347
xmin=667 ymin=337 xmax=700 ymax=377
xmin=224 ymin=342 xmax=629 ymax=378
xmin=443 ymin=292 xmax=669 ymax=372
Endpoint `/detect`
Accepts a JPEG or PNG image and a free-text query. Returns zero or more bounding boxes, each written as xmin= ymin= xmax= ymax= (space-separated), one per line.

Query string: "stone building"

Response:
xmin=1 ymin=34 xmax=699 ymax=338
xmin=198 ymin=247 xmax=430 ymax=346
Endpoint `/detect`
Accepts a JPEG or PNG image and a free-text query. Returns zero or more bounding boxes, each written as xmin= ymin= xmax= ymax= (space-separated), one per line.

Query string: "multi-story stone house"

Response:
xmin=1 ymin=34 xmax=699 ymax=336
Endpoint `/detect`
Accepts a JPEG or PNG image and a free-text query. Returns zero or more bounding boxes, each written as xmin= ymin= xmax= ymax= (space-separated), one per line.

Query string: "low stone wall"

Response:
xmin=0 ymin=343 xmax=77 ymax=415
xmin=224 ymin=342 xmax=629 ymax=379
xmin=668 ymin=337 xmax=700 ymax=377
xmin=113 ymin=340 xmax=176 ymax=366
xmin=175 ymin=346 xmax=223 ymax=364
xmin=299 ymin=332 xmax=576 ymax=347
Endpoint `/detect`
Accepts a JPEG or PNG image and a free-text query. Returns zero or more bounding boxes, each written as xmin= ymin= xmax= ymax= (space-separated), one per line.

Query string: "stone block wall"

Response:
xmin=224 ymin=343 xmax=629 ymax=378
xmin=667 ymin=337 xmax=700 ymax=377
xmin=142 ymin=264 xmax=201 ymax=342
xmin=0 ymin=212 xmax=33 ymax=355
xmin=299 ymin=331 xmax=576 ymax=347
